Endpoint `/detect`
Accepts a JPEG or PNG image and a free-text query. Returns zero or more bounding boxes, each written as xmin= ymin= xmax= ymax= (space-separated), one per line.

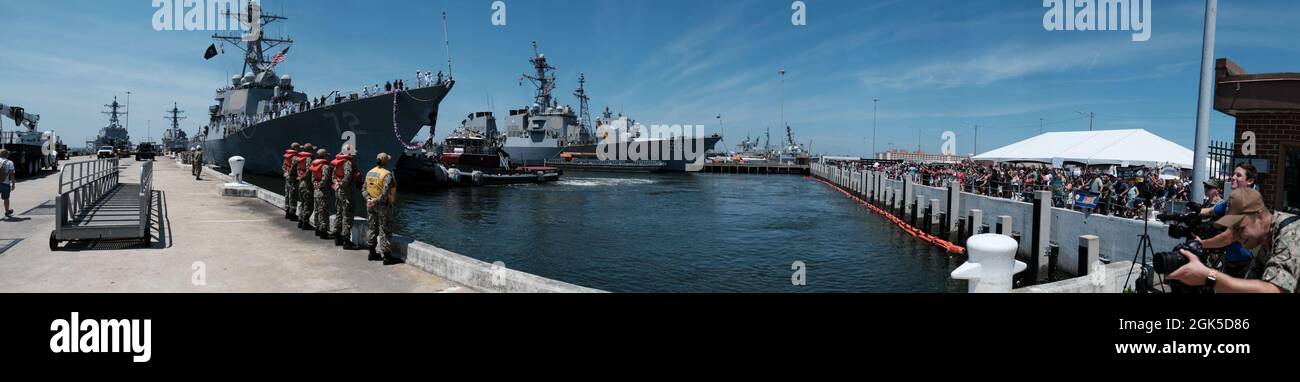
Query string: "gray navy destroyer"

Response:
xmin=199 ymin=4 xmax=453 ymax=176
xmin=503 ymin=42 xmax=720 ymax=171
xmin=500 ymin=42 xmax=595 ymax=165
xmin=93 ymin=97 xmax=131 ymax=152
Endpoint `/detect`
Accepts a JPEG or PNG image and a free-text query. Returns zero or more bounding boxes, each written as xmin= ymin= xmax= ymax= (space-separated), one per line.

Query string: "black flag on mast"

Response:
xmin=203 ymin=44 xmax=218 ymax=60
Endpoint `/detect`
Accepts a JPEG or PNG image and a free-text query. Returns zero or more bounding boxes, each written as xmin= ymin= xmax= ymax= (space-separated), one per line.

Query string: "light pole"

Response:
xmin=1076 ymin=110 xmax=1095 ymax=131
xmin=872 ymin=98 xmax=879 ymax=158
xmin=1190 ymin=0 xmax=1218 ymax=203
xmin=779 ymin=69 xmax=786 ymax=131
xmin=125 ymin=91 xmax=132 ymax=137
xmin=1039 ymin=117 xmax=1044 ymax=135
xmin=973 ymin=124 xmax=979 ymax=156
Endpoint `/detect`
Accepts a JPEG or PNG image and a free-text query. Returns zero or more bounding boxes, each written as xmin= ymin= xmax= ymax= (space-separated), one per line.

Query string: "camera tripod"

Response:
xmin=1124 ymin=203 xmax=1163 ymax=293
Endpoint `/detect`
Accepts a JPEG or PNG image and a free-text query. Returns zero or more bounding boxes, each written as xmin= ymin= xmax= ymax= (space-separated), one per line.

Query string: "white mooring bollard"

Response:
xmin=951 ymin=233 xmax=1027 ymax=293
xmin=219 ymin=155 xmax=257 ymax=197
xmin=228 ymin=156 xmax=247 ymax=184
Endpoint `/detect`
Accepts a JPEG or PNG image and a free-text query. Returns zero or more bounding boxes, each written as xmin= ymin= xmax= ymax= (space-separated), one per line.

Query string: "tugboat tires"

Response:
xmin=471 ymin=171 xmax=484 ymax=186
xmin=447 ymin=168 xmax=460 ymax=184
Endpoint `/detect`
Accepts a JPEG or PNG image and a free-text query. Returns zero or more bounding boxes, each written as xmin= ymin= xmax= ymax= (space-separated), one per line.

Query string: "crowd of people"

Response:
xmin=854 ymin=159 xmax=1216 ymax=219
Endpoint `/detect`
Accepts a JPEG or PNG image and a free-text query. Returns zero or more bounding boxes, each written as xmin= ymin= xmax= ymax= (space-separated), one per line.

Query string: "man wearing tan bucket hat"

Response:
xmin=1170 ymin=187 xmax=1299 ymax=293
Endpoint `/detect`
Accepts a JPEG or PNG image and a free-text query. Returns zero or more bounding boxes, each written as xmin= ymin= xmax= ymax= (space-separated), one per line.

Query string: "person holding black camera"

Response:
xmin=1169 ymin=188 xmax=1298 ymax=293
xmin=1194 ymin=163 xmax=1259 ymax=277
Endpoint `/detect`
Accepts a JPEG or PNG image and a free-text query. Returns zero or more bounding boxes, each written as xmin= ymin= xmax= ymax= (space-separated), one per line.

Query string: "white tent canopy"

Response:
xmin=973 ymin=129 xmax=1194 ymax=169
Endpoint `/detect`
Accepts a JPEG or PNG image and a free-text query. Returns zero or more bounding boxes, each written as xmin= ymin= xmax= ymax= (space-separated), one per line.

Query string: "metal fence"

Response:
xmin=1208 ymin=140 xmax=1235 ymax=185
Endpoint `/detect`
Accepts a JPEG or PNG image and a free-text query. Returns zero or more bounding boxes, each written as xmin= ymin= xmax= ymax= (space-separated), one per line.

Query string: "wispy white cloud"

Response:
xmin=856 ymin=42 xmax=1104 ymax=90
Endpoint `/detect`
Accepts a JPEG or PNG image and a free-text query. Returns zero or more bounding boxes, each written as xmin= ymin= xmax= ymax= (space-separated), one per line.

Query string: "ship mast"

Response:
xmin=211 ymin=1 xmax=293 ymax=79
xmin=786 ymin=124 xmax=795 ymax=148
xmin=522 ymin=41 xmax=557 ymax=111
xmin=764 ymin=127 xmax=770 ymax=152
xmin=574 ymin=73 xmax=592 ymax=134
xmin=165 ymin=102 xmax=186 ymax=134
xmin=102 ymin=97 xmax=126 ymax=129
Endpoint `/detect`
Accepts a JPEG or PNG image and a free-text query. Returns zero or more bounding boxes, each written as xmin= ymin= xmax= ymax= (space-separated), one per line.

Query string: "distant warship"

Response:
xmin=161 ymin=102 xmax=189 ymax=154
xmin=93 ymin=96 xmax=131 ymax=152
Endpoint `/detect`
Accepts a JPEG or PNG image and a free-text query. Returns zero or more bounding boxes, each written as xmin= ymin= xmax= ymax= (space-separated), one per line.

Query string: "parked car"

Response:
xmin=97 ymin=146 xmax=115 ymax=159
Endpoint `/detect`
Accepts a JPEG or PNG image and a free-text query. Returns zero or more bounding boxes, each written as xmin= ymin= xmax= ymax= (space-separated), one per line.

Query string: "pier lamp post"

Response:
xmin=873 ymin=98 xmax=879 ymax=158
xmin=1190 ymin=0 xmax=1218 ymax=203
xmin=779 ymin=69 xmax=786 ymax=133
xmin=1075 ymin=111 xmax=1095 ymax=131
xmin=125 ymin=91 xmax=132 ymax=136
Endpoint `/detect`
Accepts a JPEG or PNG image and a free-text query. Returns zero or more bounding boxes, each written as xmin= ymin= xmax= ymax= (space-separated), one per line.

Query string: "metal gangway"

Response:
xmin=49 ymin=158 xmax=154 ymax=250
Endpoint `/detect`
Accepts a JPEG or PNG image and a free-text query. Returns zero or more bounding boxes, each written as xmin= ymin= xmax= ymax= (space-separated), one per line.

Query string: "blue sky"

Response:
xmin=3 ymin=0 xmax=1298 ymax=156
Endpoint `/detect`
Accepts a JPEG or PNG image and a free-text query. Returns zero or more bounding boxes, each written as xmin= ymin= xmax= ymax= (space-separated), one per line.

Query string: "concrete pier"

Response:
xmin=0 ymin=156 xmax=467 ymax=292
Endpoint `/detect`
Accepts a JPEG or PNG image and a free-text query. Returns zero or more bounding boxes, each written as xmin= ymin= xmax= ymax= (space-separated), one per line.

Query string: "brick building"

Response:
xmin=1214 ymin=58 xmax=1300 ymax=212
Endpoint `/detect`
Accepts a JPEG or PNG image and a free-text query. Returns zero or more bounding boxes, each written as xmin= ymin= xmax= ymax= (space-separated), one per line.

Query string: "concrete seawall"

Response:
xmin=811 ymin=163 xmax=1174 ymax=292
xmin=199 ymin=163 xmax=604 ymax=293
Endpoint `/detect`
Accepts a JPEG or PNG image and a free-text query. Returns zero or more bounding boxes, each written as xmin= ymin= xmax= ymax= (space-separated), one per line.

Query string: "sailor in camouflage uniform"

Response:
xmin=330 ymin=144 xmax=359 ymax=249
xmin=365 ymin=152 xmax=399 ymax=265
xmin=1171 ymin=187 xmax=1299 ymax=293
xmin=191 ymin=146 xmax=203 ymax=180
xmin=296 ymin=143 xmax=316 ymax=230
xmin=311 ymin=148 xmax=334 ymax=238
xmin=283 ymin=142 xmax=301 ymax=221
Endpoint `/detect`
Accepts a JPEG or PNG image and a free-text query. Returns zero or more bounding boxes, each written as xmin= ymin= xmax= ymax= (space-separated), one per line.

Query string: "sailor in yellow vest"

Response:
xmin=364 ymin=152 xmax=399 ymax=265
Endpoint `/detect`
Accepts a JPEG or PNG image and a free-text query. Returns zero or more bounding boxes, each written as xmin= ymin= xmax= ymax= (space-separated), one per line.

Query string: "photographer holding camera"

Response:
xmin=1193 ymin=164 xmax=1258 ymax=277
xmin=1169 ymin=187 xmax=1298 ymax=293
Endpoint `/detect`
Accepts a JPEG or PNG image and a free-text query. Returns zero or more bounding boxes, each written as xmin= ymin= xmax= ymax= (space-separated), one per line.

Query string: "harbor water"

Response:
xmin=249 ymin=171 xmax=966 ymax=292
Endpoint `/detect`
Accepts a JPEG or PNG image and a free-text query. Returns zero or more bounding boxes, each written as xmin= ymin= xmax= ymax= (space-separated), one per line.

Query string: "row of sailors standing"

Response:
xmin=282 ymin=142 xmax=401 ymax=265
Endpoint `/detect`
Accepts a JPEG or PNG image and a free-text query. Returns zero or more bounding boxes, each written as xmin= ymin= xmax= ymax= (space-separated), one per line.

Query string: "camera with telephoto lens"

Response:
xmin=1152 ymin=239 xmax=1203 ymax=275
xmin=1156 ymin=202 xmax=1223 ymax=241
